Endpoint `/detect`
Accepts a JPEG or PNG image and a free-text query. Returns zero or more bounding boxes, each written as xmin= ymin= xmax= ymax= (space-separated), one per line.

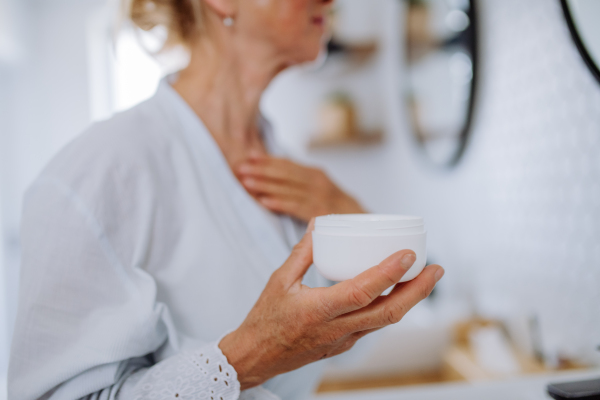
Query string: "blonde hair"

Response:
xmin=124 ymin=0 xmax=205 ymax=50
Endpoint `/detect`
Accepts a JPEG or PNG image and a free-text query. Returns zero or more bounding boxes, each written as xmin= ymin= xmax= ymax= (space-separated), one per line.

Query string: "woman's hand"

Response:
xmin=237 ymin=155 xmax=365 ymax=222
xmin=219 ymin=224 xmax=444 ymax=390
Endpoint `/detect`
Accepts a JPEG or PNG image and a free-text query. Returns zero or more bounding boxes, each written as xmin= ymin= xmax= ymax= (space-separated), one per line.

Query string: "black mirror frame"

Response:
xmin=560 ymin=0 xmax=600 ymax=85
xmin=404 ymin=0 xmax=479 ymax=168
xmin=448 ymin=0 xmax=479 ymax=168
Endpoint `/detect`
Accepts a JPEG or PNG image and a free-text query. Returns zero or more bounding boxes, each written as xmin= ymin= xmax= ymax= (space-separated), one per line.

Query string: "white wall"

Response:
xmin=398 ymin=0 xmax=600 ymax=367
xmin=0 ymin=67 xmax=9 ymax=394
xmin=264 ymin=0 xmax=600 ymax=367
xmin=0 ymin=0 xmax=26 ymax=391
xmin=0 ymin=0 xmax=107 ymax=390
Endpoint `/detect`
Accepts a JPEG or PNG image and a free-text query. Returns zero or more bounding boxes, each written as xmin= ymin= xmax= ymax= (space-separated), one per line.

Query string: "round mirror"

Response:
xmin=404 ymin=0 xmax=478 ymax=167
xmin=561 ymin=0 xmax=600 ymax=84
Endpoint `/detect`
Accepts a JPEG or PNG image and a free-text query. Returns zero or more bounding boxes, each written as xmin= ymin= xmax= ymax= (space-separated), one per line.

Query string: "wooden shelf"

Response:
xmin=308 ymin=130 xmax=384 ymax=150
xmin=316 ymin=370 xmax=451 ymax=393
xmin=327 ymin=39 xmax=379 ymax=62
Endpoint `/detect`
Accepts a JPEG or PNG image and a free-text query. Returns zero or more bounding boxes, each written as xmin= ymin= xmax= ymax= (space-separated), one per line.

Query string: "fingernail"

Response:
xmin=243 ymin=178 xmax=254 ymax=187
xmin=238 ymin=165 xmax=249 ymax=173
xmin=401 ymin=254 xmax=416 ymax=269
xmin=435 ymin=268 xmax=445 ymax=282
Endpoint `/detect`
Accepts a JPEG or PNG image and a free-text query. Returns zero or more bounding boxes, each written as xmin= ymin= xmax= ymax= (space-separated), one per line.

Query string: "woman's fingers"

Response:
xmin=238 ymin=161 xmax=286 ymax=181
xmin=306 ymin=218 xmax=316 ymax=233
xmin=239 ymin=155 xmax=364 ymax=219
xmin=259 ymin=197 xmax=307 ymax=220
xmin=336 ymin=264 xmax=444 ymax=332
xmin=350 ymin=327 xmax=381 ymax=342
xmin=239 ymin=157 xmax=310 ymax=186
xmin=242 ymin=177 xmax=306 ymax=199
xmin=318 ymin=250 xmax=417 ymax=319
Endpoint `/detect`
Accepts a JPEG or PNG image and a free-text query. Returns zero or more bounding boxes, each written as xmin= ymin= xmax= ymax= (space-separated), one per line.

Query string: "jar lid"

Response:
xmin=315 ymin=214 xmax=424 ymax=230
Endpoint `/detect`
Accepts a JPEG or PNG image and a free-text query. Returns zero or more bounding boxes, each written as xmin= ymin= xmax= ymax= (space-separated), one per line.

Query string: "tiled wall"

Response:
xmin=477 ymin=0 xmax=600 ymax=365
xmin=396 ymin=0 xmax=600 ymax=365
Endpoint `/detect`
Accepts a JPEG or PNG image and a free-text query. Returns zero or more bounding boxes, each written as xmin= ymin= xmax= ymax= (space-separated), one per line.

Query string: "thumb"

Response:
xmin=277 ymin=220 xmax=315 ymax=286
xmin=305 ymin=218 xmax=316 ymax=234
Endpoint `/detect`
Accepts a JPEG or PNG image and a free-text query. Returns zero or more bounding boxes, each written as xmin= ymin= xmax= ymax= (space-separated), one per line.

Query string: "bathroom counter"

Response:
xmin=310 ymin=369 xmax=600 ymax=400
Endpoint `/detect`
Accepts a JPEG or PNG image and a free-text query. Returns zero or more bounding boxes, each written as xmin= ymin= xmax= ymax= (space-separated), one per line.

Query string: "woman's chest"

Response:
xmin=132 ymin=132 xmax=305 ymax=342
xmin=148 ymin=202 xmax=283 ymax=341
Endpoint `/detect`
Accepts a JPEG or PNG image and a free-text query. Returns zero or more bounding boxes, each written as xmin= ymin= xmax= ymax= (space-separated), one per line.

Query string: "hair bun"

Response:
xmin=128 ymin=0 xmax=203 ymax=50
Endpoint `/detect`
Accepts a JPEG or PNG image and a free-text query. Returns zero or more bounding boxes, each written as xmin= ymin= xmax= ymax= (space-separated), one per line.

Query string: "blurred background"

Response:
xmin=1 ymin=0 xmax=600 ymax=398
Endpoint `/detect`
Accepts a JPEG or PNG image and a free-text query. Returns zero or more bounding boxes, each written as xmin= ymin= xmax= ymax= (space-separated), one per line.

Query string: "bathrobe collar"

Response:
xmin=153 ymin=79 xmax=299 ymax=279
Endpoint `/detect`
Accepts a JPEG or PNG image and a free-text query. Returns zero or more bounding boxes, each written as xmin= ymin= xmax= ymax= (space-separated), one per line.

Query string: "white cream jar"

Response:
xmin=312 ymin=214 xmax=427 ymax=282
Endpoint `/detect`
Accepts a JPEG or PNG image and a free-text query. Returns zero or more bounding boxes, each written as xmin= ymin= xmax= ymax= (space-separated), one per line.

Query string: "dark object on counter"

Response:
xmin=547 ymin=378 xmax=600 ymax=399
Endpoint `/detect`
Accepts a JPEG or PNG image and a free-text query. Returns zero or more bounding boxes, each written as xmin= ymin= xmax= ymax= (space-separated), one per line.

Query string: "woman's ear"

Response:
xmin=202 ymin=0 xmax=237 ymax=19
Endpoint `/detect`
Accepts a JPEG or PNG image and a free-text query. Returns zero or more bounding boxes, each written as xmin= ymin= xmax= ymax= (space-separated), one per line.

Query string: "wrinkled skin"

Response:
xmin=220 ymin=223 xmax=444 ymax=389
xmin=233 ymin=0 xmax=334 ymax=65
xmin=238 ymin=154 xmax=364 ymax=222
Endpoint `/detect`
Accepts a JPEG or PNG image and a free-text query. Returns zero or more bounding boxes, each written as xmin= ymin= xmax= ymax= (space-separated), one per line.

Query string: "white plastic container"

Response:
xmin=312 ymin=214 xmax=427 ymax=282
xmin=315 ymin=214 xmax=423 ymax=229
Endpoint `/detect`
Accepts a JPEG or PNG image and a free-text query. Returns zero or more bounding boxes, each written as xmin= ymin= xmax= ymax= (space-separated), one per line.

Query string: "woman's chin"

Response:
xmin=275 ymin=37 xmax=327 ymax=70
xmin=292 ymin=43 xmax=327 ymax=66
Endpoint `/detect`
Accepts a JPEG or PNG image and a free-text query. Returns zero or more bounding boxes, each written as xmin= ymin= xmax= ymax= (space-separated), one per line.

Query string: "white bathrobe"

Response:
xmin=8 ymin=80 xmax=329 ymax=400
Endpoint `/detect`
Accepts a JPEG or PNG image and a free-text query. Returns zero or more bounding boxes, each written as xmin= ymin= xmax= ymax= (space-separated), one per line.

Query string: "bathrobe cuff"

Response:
xmin=117 ymin=339 xmax=240 ymax=400
xmin=119 ymin=337 xmax=281 ymax=400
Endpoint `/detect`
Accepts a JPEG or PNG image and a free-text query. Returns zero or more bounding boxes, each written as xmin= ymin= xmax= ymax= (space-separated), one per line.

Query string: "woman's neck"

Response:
xmin=171 ymin=25 xmax=285 ymax=169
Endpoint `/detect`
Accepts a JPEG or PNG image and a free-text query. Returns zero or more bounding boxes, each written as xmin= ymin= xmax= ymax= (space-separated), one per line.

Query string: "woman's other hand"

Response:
xmin=237 ymin=155 xmax=365 ymax=221
xmin=219 ymin=224 xmax=445 ymax=390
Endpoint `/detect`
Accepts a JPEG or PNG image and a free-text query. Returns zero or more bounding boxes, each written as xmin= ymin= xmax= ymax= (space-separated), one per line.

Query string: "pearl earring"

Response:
xmin=223 ymin=16 xmax=234 ymax=27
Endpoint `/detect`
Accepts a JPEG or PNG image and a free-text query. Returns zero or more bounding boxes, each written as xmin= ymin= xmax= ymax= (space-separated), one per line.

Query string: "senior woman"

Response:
xmin=8 ymin=0 xmax=444 ymax=399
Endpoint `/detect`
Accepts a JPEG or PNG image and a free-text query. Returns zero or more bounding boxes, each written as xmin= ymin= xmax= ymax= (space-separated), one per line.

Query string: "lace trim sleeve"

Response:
xmin=124 ymin=340 xmax=241 ymax=400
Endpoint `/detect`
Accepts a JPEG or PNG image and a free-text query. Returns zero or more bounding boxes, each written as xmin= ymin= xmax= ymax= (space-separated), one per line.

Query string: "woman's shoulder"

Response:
xmin=63 ymin=100 xmax=174 ymax=166
xmin=32 ymin=98 xmax=182 ymax=202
